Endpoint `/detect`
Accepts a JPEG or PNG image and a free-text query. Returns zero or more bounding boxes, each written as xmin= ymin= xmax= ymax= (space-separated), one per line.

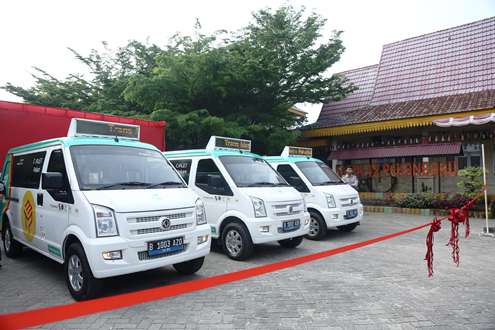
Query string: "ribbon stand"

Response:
xmin=481 ymin=143 xmax=494 ymax=237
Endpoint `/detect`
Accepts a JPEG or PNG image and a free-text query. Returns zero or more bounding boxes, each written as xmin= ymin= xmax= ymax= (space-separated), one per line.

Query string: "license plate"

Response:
xmin=282 ymin=219 xmax=300 ymax=232
xmin=147 ymin=236 xmax=184 ymax=256
xmin=344 ymin=209 xmax=358 ymax=219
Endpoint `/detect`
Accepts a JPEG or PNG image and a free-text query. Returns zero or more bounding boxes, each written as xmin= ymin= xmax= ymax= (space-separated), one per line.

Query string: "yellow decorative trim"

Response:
xmin=303 ymin=108 xmax=495 ymax=137
xmin=296 ymin=139 xmax=329 ymax=147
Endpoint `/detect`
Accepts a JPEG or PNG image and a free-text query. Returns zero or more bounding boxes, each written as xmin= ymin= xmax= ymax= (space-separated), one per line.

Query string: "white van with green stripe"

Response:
xmin=265 ymin=147 xmax=363 ymax=240
xmin=165 ymin=137 xmax=310 ymax=260
xmin=0 ymin=118 xmax=211 ymax=300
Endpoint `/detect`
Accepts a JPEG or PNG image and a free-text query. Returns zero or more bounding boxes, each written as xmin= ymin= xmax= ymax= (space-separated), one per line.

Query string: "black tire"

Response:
xmin=2 ymin=220 xmax=23 ymax=258
xmin=173 ymin=257 xmax=205 ymax=275
xmin=278 ymin=236 xmax=304 ymax=248
xmin=305 ymin=211 xmax=327 ymax=240
xmin=64 ymin=243 xmax=100 ymax=301
xmin=337 ymin=222 xmax=359 ymax=232
xmin=221 ymin=222 xmax=254 ymax=261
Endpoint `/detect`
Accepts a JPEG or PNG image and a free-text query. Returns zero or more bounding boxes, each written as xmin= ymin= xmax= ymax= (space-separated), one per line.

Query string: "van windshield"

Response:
xmin=220 ymin=156 xmax=288 ymax=188
xmin=296 ymin=161 xmax=343 ymax=186
xmin=70 ymin=145 xmax=185 ymax=190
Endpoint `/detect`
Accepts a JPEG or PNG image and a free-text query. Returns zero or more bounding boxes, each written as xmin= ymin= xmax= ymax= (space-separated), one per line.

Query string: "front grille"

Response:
xmin=272 ymin=202 xmax=303 ymax=217
xmin=129 ymin=212 xmax=189 ymax=224
xmin=137 ymin=244 xmax=188 ymax=261
xmin=131 ymin=223 xmax=191 ymax=236
xmin=340 ymin=197 xmax=359 ymax=207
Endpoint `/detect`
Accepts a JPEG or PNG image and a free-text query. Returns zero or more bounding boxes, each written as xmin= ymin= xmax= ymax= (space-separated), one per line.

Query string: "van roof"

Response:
xmin=8 ymin=136 xmax=159 ymax=155
xmin=263 ymin=155 xmax=322 ymax=164
xmin=164 ymin=148 xmax=261 ymax=159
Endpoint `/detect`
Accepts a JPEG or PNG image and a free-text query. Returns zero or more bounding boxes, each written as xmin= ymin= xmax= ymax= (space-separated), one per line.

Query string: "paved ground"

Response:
xmin=0 ymin=213 xmax=494 ymax=329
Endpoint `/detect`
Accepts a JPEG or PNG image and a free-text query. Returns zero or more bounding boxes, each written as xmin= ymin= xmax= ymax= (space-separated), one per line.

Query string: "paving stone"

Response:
xmin=1 ymin=214 xmax=494 ymax=329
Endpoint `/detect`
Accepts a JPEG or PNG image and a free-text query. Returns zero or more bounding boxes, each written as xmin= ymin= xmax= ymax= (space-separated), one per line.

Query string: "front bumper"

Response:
xmin=244 ymin=212 xmax=310 ymax=244
xmin=320 ymin=204 xmax=364 ymax=228
xmin=84 ymin=224 xmax=211 ymax=278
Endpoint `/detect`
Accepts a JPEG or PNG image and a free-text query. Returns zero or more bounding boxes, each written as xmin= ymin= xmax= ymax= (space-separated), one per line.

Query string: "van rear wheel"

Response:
xmin=222 ymin=222 xmax=253 ymax=261
xmin=65 ymin=243 xmax=100 ymax=301
xmin=173 ymin=257 xmax=205 ymax=275
xmin=2 ymin=220 xmax=23 ymax=258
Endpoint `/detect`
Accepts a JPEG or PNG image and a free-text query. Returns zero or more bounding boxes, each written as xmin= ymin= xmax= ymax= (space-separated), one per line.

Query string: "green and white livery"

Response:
xmin=264 ymin=146 xmax=363 ymax=240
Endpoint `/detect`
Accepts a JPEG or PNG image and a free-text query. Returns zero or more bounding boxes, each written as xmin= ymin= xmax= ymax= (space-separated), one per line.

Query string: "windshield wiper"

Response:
xmin=96 ymin=181 xmax=151 ymax=190
xmin=317 ymin=180 xmax=344 ymax=186
xmin=245 ymin=182 xmax=282 ymax=187
xmin=146 ymin=181 xmax=185 ymax=189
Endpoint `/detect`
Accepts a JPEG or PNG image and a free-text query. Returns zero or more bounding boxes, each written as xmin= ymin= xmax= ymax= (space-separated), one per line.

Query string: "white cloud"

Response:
xmin=1 ymin=0 xmax=493 ymax=123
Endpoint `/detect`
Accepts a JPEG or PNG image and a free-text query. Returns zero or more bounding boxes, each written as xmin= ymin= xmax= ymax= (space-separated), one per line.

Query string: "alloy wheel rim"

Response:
xmin=225 ymin=229 xmax=243 ymax=257
xmin=309 ymin=217 xmax=320 ymax=237
xmin=68 ymin=254 xmax=84 ymax=292
xmin=4 ymin=228 xmax=11 ymax=252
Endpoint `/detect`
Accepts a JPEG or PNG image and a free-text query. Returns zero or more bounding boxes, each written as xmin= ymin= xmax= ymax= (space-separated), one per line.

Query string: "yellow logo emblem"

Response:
xmin=21 ymin=191 xmax=36 ymax=241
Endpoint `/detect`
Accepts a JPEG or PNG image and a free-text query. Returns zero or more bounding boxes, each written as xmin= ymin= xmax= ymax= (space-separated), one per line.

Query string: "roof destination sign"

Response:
xmin=206 ymin=136 xmax=251 ymax=152
xmin=68 ymin=118 xmax=140 ymax=140
xmin=282 ymin=146 xmax=313 ymax=157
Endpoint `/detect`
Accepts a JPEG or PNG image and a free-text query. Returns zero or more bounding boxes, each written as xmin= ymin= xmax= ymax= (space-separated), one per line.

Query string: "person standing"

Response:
xmin=342 ymin=167 xmax=359 ymax=190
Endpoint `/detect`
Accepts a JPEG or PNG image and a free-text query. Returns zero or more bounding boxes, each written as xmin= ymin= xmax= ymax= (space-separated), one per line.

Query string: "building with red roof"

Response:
xmin=301 ymin=17 xmax=495 ymax=194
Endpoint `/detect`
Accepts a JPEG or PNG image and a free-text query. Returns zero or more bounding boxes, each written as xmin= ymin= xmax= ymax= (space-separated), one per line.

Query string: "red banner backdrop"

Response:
xmin=337 ymin=161 xmax=458 ymax=177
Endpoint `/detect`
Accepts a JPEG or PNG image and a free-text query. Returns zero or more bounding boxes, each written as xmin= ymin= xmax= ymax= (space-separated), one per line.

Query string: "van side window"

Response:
xmin=46 ymin=149 xmax=74 ymax=204
xmin=170 ymin=159 xmax=192 ymax=183
xmin=12 ymin=152 xmax=46 ymax=188
xmin=196 ymin=159 xmax=233 ymax=196
xmin=277 ymin=164 xmax=310 ymax=193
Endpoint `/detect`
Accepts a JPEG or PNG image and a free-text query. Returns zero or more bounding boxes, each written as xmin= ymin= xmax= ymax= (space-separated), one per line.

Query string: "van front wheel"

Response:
xmin=173 ymin=257 xmax=205 ymax=275
xmin=306 ymin=211 xmax=327 ymax=240
xmin=337 ymin=222 xmax=359 ymax=232
xmin=278 ymin=236 xmax=303 ymax=248
xmin=2 ymin=220 xmax=23 ymax=258
xmin=64 ymin=243 xmax=100 ymax=301
xmin=222 ymin=222 xmax=253 ymax=261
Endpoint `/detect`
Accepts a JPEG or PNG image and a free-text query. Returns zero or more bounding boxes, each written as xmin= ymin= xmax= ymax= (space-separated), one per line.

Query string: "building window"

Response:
xmin=458 ymin=157 xmax=468 ymax=170
xmin=470 ymin=156 xmax=481 ymax=168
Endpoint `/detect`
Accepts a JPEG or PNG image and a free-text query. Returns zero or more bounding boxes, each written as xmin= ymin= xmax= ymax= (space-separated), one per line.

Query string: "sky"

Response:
xmin=1 ymin=0 xmax=494 ymax=123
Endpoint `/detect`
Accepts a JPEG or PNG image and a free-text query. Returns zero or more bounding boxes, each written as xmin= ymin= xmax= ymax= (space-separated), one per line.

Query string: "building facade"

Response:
xmin=300 ymin=17 xmax=495 ymax=194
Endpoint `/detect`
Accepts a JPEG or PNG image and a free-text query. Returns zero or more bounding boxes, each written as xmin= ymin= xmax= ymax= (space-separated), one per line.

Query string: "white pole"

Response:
xmin=481 ymin=143 xmax=490 ymax=234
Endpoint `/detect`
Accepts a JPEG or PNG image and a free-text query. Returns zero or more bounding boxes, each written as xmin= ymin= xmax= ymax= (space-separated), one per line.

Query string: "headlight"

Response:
xmin=195 ymin=199 xmax=207 ymax=225
xmin=92 ymin=204 xmax=119 ymax=237
xmin=325 ymin=194 xmax=336 ymax=208
xmin=250 ymin=196 xmax=267 ymax=218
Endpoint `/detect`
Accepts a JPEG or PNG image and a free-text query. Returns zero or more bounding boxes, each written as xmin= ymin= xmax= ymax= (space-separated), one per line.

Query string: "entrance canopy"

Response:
xmin=328 ymin=143 xmax=461 ymax=160
xmin=433 ymin=113 xmax=495 ymax=127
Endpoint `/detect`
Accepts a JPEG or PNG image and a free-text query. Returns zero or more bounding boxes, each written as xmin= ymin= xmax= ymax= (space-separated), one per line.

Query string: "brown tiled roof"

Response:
xmin=310 ymin=89 xmax=495 ymax=129
xmin=314 ymin=17 xmax=495 ymax=130
xmin=318 ymin=65 xmax=379 ymax=115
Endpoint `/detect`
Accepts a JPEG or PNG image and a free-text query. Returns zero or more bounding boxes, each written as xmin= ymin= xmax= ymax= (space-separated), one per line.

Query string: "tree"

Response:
xmin=457 ymin=167 xmax=484 ymax=197
xmin=4 ymin=5 xmax=353 ymax=153
xmin=4 ymin=41 xmax=161 ymax=117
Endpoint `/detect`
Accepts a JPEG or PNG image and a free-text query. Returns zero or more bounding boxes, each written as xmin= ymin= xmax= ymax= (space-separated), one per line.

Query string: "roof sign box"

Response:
xmin=282 ymin=146 xmax=312 ymax=158
xmin=206 ymin=136 xmax=251 ymax=152
xmin=67 ymin=118 xmax=140 ymax=140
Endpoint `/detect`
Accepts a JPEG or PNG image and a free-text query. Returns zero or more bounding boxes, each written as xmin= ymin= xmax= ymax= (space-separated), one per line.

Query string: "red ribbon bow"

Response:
xmin=425 ymin=218 xmax=442 ymax=277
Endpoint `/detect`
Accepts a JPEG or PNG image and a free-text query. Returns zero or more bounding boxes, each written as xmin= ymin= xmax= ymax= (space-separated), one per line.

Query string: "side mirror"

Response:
xmin=0 ymin=181 xmax=5 ymax=194
xmin=42 ymin=172 xmax=64 ymax=190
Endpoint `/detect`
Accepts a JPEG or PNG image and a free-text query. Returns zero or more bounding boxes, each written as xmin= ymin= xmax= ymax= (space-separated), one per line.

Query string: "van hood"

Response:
xmin=314 ymin=184 xmax=358 ymax=197
xmin=238 ymin=186 xmax=302 ymax=203
xmin=82 ymin=188 xmax=198 ymax=213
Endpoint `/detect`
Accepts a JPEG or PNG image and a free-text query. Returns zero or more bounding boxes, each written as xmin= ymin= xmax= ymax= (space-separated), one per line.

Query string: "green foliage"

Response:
xmin=457 ymin=167 xmax=484 ymax=197
xmin=3 ymin=6 xmax=352 ymax=153
xmin=394 ymin=193 xmax=433 ymax=209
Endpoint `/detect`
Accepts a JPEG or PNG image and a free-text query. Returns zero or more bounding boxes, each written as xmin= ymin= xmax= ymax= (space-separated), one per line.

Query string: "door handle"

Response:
xmin=37 ymin=193 xmax=43 ymax=206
